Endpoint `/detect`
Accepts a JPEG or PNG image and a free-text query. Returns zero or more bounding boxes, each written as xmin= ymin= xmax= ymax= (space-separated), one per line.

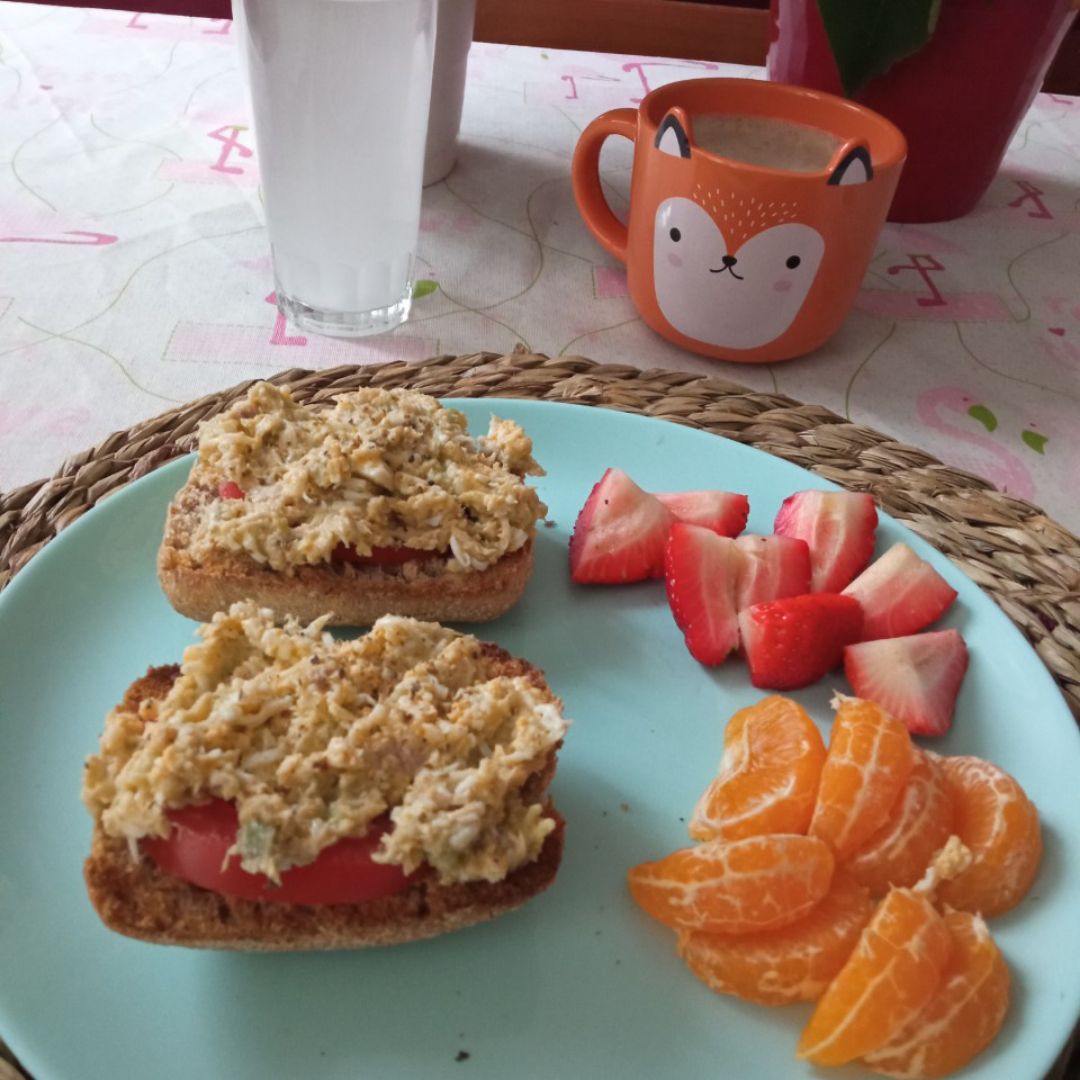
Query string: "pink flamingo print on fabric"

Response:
xmin=886 ymin=254 xmax=947 ymax=306
xmin=265 ymin=293 xmax=307 ymax=347
xmin=621 ymin=59 xmax=720 ymax=103
xmin=1008 ymin=180 xmax=1053 ymax=219
xmin=1037 ymin=334 xmax=1080 ymax=375
xmin=558 ymin=65 xmax=621 ymax=101
xmin=208 ymin=126 xmax=253 ymax=175
xmin=916 ymin=387 xmax=1035 ymax=501
xmin=1018 ymin=412 xmax=1080 ymax=502
xmin=0 ymin=405 xmax=93 ymax=438
xmin=0 ymin=230 xmax=117 ymax=246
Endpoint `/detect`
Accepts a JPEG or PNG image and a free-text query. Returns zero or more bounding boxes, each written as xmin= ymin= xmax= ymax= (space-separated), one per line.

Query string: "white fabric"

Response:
xmin=0 ymin=4 xmax=1077 ymax=531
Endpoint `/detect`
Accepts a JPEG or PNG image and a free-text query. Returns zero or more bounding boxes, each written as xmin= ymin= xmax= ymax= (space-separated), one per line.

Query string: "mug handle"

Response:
xmin=571 ymin=108 xmax=638 ymax=263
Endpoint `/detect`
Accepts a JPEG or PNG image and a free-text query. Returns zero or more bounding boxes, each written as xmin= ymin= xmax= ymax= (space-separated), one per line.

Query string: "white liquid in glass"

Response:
xmin=242 ymin=0 xmax=436 ymax=334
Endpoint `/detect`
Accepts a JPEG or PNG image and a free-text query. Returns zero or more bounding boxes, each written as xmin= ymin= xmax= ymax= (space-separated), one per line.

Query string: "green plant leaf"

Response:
xmin=413 ymin=279 xmax=439 ymax=299
xmin=1022 ymin=430 xmax=1048 ymax=454
xmin=816 ymin=0 xmax=942 ymax=97
xmin=966 ymin=404 xmax=998 ymax=432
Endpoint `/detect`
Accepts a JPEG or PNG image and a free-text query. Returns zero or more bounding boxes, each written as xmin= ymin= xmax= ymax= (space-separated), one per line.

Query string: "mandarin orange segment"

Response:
xmin=677 ymin=870 xmax=873 ymax=1006
xmin=627 ymin=834 xmax=835 ymax=935
xmin=845 ymin=749 xmax=955 ymax=896
xmin=809 ymin=695 xmax=915 ymax=861
xmin=796 ymin=887 xmax=952 ymax=1066
xmin=864 ymin=910 xmax=1010 ymax=1078
xmin=929 ymin=754 xmax=1042 ymax=918
xmin=689 ymin=695 xmax=826 ymax=842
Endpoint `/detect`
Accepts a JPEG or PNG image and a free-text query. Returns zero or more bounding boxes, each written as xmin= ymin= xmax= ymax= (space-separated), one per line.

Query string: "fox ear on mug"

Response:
xmin=828 ymin=145 xmax=874 ymax=185
xmin=655 ymin=110 xmax=692 ymax=159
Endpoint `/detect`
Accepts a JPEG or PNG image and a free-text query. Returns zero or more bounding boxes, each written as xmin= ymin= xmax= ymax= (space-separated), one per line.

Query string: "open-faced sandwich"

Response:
xmin=82 ymin=602 xmax=568 ymax=950
xmin=158 ymin=382 xmax=546 ymax=625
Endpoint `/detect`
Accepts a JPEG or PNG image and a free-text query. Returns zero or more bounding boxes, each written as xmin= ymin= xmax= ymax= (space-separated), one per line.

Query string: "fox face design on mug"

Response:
xmin=650 ymin=113 xmax=873 ymax=352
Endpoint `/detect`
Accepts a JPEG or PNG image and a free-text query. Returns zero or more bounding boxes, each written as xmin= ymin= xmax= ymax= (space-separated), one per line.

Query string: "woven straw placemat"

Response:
xmin=0 ymin=351 xmax=1077 ymax=1080
xmin=3 ymin=351 xmax=1078 ymax=717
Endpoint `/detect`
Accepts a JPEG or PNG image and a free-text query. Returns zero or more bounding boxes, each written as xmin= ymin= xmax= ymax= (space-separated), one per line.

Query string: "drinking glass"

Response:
xmin=240 ymin=0 xmax=437 ymax=337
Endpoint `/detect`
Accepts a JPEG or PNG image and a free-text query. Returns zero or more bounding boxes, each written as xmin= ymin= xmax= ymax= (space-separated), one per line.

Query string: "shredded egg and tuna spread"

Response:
xmin=82 ymin=603 xmax=569 ymax=885
xmin=186 ymin=382 xmax=545 ymax=573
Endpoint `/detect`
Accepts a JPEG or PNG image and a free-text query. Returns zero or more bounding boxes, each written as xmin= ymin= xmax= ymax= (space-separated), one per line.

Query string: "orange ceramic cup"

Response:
xmin=572 ymin=78 xmax=906 ymax=363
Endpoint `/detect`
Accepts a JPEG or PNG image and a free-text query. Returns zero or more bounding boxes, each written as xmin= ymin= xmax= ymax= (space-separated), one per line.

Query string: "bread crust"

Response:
xmin=157 ymin=482 xmax=534 ymax=626
xmin=84 ymin=653 xmax=563 ymax=951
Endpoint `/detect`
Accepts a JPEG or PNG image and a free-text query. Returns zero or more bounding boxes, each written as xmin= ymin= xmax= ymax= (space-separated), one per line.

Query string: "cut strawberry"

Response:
xmin=654 ymin=490 xmax=749 ymax=538
xmin=331 ymin=543 xmax=442 ymax=565
xmin=734 ymin=534 xmax=812 ymax=610
xmin=774 ymin=490 xmax=878 ymax=593
xmin=844 ymin=629 xmax=969 ymax=736
xmin=569 ymin=468 xmax=675 ymax=584
xmin=738 ymin=593 xmax=864 ymax=690
xmin=664 ymin=524 xmax=743 ymax=665
xmin=218 ymin=481 xmax=245 ymax=501
xmin=842 ymin=542 xmax=958 ymax=640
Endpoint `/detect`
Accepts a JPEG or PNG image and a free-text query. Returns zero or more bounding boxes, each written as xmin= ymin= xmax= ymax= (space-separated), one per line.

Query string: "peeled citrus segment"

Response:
xmin=809 ymin=696 xmax=915 ymax=861
xmin=677 ymin=870 xmax=873 ymax=1006
xmin=929 ymin=754 xmax=1042 ymax=918
xmin=689 ymin=695 xmax=826 ymax=842
xmin=864 ymin=910 xmax=1010 ymax=1079
xmin=627 ymin=834 xmax=835 ymax=935
xmin=796 ymin=887 xmax=952 ymax=1066
xmin=845 ymin=749 xmax=955 ymax=896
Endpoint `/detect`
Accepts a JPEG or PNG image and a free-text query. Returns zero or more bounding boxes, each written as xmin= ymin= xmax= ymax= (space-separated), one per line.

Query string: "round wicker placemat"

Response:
xmin=0 ymin=351 xmax=1077 ymax=1080
xmin=3 ymin=351 xmax=1078 ymax=718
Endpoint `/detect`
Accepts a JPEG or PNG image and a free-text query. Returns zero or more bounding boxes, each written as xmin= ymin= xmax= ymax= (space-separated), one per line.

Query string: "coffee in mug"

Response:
xmin=690 ymin=114 xmax=842 ymax=173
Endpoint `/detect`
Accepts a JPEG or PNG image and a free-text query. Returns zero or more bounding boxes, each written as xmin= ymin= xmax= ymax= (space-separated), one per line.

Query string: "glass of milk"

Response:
xmin=240 ymin=0 xmax=437 ymax=337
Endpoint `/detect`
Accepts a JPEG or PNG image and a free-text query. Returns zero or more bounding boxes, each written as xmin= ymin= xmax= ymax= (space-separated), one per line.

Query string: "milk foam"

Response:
xmin=691 ymin=115 xmax=841 ymax=172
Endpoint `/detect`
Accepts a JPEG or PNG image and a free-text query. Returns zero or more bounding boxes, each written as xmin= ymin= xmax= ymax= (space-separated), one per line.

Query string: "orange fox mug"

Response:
xmin=572 ymin=78 xmax=906 ymax=364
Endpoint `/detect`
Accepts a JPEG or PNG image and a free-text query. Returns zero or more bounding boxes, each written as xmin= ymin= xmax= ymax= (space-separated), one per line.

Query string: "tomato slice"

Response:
xmin=141 ymin=799 xmax=415 ymax=905
xmin=331 ymin=542 xmax=443 ymax=565
xmin=218 ymin=481 xmax=245 ymax=501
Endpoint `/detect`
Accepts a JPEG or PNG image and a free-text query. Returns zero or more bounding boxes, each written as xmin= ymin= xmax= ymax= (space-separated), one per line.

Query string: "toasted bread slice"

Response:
xmin=157 ymin=482 xmax=534 ymax=626
xmin=84 ymin=811 xmax=564 ymax=951
xmin=84 ymin=651 xmax=564 ymax=951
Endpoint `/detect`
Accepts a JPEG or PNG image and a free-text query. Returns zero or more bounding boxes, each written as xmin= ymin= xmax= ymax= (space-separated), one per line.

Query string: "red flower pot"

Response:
xmin=767 ymin=0 xmax=1078 ymax=222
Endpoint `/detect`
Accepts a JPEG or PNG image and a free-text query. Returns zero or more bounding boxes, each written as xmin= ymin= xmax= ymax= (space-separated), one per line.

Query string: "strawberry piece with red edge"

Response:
xmin=665 ymin=523 xmax=743 ymax=665
xmin=844 ymin=629 xmax=969 ymax=736
xmin=734 ymin=533 xmax=811 ymax=610
xmin=738 ymin=593 xmax=864 ymax=690
xmin=774 ymin=490 xmax=878 ymax=593
xmin=569 ymin=468 xmax=675 ymax=584
xmin=654 ymin=490 xmax=749 ymax=538
xmin=218 ymin=481 xmax=245 ymax=501
xmin=842 ymin=542 xmax=958 ymax=640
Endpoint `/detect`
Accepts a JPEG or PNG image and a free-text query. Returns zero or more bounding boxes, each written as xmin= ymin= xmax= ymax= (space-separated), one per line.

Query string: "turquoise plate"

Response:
xmin=1 ymin=400 xmax=1078 ymax=1080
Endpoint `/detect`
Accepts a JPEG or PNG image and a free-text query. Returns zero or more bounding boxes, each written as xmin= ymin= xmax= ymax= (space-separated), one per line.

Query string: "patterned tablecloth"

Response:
xmin=0 ymin=3 xmax=1078 ymax=531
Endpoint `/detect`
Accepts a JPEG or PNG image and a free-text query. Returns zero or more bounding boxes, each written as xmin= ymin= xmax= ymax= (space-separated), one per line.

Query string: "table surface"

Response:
xmin=1 ymin=8 xmax=1079 ymax=1079
xmin=0 ymin=2 xmax=1079 ymax=536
